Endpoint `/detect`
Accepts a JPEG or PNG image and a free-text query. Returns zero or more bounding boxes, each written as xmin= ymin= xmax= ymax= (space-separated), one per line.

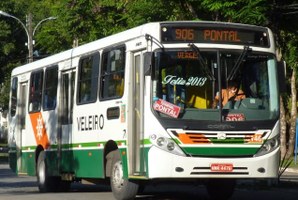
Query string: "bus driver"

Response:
xmin=212 ymin=81 xmax=245 ymax=108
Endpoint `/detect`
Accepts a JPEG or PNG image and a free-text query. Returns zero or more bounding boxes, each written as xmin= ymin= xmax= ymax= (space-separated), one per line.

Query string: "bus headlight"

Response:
xmin=167 ymin=141 xmax=175 ymax=151
xmin=254 ymin=135 xmax=280 ymax=157
xmin=150 ymin=134 xmax=185 ymax=156
xmin=157 ymin=137 xmax=166 ymax=146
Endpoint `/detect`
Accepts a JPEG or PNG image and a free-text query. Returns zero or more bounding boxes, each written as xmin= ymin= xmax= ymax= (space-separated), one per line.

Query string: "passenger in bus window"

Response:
xmin=212 ymin=81 xmax=245 ymax=108
xmin=43 ymin=91 xmax=56 ymax=110
xmin=109 ymin=73 xmax=124 ymax=97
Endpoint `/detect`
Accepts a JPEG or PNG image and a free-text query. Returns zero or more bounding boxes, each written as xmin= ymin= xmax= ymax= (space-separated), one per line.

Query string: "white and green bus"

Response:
xmin=8 ymin=21 xmax=282 ymax=200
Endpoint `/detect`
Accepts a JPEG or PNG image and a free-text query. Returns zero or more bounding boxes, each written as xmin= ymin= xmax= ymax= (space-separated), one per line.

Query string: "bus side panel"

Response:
xmin=73 ymin=148 xmax=104 ymax=178
xmin=20 ymin=151 xmax=36 ymax=176
xmin=46 ymin=150 xmax=59 ymax=176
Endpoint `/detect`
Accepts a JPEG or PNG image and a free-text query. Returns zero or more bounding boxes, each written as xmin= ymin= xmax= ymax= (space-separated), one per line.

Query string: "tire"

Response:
xmin=206 ymin=179 xmax=236 ymax=200
xmin=37 ymin=151 xmax=55 ymax=192
xmin=110 ymin=150 xmax=139 ymax=200
xmin=37 ymin=151 xmax=71 ymax=192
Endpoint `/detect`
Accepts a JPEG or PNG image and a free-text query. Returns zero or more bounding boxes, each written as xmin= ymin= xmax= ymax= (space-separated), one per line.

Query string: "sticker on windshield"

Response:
xmin=225 ymin=113 xmax=245 ymax=121
xmin=162 ymin=75 xmax=207 ymax=87
xmin=153 ymin=99 xmax=181 ymax=118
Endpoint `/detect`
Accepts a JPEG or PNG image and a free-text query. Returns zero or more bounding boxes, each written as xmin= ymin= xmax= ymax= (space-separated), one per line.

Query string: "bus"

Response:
xmin=8 ymin=21 xmax=282 ymax=200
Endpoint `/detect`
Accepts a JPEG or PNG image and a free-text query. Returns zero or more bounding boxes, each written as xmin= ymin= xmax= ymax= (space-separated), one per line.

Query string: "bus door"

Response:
xmin=58 ymin=69 xmax=75 ymax=173
xmin=16 ymin=82 xmax=28 ymax=174
xmin=128 ymin=52 xmax=146 ymax=176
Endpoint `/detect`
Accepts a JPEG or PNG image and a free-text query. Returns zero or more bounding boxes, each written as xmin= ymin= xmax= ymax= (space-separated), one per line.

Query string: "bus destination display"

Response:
xmin=161 ymin=25 xmax=269 ymax=47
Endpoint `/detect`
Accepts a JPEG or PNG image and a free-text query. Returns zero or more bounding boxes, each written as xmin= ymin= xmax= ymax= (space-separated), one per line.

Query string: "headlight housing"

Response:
xmin=254 ymin=135 xmax=280 ymax=157
xmin=150 ymin=134 xmax=185 ymax=156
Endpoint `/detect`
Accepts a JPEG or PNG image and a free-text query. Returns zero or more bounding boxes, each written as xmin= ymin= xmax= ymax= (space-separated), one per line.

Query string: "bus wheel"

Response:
xmin=37 ymin=151 xmax=55 ymax=192
xmin=110 ymin=151 xmax=139 ymax=200
xmin=205 ymin=179 xmax=236 ymax=200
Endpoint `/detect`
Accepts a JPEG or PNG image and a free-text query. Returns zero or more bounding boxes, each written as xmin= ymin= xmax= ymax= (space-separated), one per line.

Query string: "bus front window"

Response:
xmin=152 ymin=49 xmax=279 ymax=121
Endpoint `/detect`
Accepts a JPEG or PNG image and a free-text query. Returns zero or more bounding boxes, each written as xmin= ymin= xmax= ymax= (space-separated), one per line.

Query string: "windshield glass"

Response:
xmin=152 ymin=49 xmax=279 ymax=121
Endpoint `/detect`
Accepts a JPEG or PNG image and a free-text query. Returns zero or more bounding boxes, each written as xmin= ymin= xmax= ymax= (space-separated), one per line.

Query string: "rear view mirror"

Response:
xmin=277 ymin=61 xmax=286 ymax=93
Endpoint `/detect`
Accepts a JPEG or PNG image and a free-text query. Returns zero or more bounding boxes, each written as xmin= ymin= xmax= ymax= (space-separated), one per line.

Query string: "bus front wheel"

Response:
xmin=110 ymin=150 xmax=139 ymax=200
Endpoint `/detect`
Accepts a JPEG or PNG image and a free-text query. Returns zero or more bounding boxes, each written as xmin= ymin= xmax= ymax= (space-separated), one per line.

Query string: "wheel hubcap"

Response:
xmin=38 ymin=161 xmax=46 ymax=184
xmin=113 ymin=161 xmax=124 ymax=190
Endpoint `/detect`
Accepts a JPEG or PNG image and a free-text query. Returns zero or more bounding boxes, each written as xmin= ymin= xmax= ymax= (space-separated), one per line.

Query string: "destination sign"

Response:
xmin=161 ymin=24 xmax=269 ymax=47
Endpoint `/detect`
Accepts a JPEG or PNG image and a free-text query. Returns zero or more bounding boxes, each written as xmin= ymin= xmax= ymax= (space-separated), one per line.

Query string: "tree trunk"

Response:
xmin=180 ymin=1 xmax=198 ymax=19
xmin=286 ymin=68 xmax=297 ymax=159
xmin=280 ymin=95 xmax=287 ymax=159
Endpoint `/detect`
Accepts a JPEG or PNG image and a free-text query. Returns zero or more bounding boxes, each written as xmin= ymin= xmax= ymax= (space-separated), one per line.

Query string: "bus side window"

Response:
xmin=10 ymin=77 xmax=18 ymax=116
xmin=77 ymin=52 xmax=100 ymax=104
xmin=100 ymin=46 xmax=125 ymax=100
xmin=29 ymin=70 xmax=43 ymax=113
xmin=43 ymin=66 xmax=58 ymax=110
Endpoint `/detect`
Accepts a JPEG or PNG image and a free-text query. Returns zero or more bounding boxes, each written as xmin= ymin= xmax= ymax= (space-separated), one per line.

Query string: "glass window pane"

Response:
xmin=29 ymin=70 xmax=43 ymax=112
xmin=10 ymin=77 xmax=18 ymax=116
xmin=100 ymin=46 xmax=125 ymax=99
xmin=43 ymin=66 xmax=58 ymax=110
xmin=78 ymin=52 xmax=99 ymax=104
xmin=152 ymin=49 xmax=278 ymax=121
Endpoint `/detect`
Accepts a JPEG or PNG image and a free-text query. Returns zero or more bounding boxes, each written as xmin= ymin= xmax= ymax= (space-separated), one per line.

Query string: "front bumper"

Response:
xmin=147 ymin=146 xmax=280 ymax=179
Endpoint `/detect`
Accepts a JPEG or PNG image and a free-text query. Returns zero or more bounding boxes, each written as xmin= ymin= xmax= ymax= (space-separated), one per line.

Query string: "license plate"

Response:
xmin=210 ymin=163 xmax=233 ymax=172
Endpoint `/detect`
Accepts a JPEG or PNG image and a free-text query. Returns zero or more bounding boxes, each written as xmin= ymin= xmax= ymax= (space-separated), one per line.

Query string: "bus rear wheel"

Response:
xmin=110 ymin=151 xmax=139 ymax=200
xmin=205 ymin=178 xmax=236 ymax=200
xmin=37 ymin=151 xmax=71 ymax=192
xmin=37 ymin=151 xmax=56 ymax=192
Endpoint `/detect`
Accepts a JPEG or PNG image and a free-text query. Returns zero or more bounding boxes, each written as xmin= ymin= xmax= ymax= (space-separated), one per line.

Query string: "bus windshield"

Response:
xmin=152 ymin=49 xmax=279 ymax=121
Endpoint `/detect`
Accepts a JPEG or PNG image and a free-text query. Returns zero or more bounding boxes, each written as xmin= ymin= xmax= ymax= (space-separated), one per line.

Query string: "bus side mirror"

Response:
xmin=144 ymin=52 xmax=152 ymax=76
xmin=277 ymin=61 xmax=286 ymax=93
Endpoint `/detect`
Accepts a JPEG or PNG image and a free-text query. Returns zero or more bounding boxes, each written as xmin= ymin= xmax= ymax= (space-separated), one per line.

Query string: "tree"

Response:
xmin=0 ymin=0 xmax=298 ymax=159
xmin=272 ymin=1 xmax=298 ymax=159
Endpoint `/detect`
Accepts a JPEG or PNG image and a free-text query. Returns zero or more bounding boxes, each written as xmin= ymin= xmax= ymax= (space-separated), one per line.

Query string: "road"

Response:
xmin=1 ymin=164 xmax=298 ymax=200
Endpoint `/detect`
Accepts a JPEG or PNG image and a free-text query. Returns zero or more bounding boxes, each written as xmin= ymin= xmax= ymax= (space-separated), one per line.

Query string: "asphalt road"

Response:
xmin=1 ymin=164 xmax=298 ymax=200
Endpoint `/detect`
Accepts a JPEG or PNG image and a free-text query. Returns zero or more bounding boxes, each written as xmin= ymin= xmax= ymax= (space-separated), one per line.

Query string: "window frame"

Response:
xmin=42 ymin=65 xmax=58 ymax=111
xmin=99 ymin=45 xmax=126 ymax=100
xmin=28 ymin=70 xmax=44 ymax=113
xmin=77 ymin=51 xmax=100 ymax=105
xmin=10 ymin=77 xmax=18 ymax=117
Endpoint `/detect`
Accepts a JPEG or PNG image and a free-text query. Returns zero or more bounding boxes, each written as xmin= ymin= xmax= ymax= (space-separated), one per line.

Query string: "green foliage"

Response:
xmin=200 ymin=0 xmax=268 ymax=24
xmin=0 ymin=0 xmax=298 ymax=113
xmin=235 ymin=0 xmax=268 ymax=25
xmin=201 ymin=0 xmax=239 ymax=20
xmin=282 ymin=32 xmax=298 ymax=70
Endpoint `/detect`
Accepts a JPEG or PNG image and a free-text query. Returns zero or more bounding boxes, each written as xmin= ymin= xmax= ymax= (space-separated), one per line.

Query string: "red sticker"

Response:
xmin=226 ymin=113 xmax=245 ymax=121
xmin=153 ymin=99 xmax=181 ymax=118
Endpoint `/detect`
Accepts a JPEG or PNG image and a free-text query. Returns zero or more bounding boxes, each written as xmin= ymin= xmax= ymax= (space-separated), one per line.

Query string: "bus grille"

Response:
xmin=169 ymin=129 xmax=270 ymax=145
xmin=190 ymin=166 xmax=249 ymax=175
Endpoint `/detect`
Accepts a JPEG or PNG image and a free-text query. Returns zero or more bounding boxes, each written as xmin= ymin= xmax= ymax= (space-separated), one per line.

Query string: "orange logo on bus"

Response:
xmin=29 ymin=112 xmax=50 ymax=149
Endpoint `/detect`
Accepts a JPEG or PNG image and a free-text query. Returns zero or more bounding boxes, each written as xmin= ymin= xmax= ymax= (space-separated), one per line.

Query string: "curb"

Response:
xmin=284 ymin=167 xmax=298 ymax=173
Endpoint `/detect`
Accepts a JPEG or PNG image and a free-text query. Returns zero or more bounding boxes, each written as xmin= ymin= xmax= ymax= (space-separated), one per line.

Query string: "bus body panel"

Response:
xmin=147 ymin=145 xmax=280 ymax=178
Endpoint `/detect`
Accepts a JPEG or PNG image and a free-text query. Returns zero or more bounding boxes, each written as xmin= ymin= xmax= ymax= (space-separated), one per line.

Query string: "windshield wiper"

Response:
xmin=227 ymin=46 xmax=251 ymax=81
xmin=188 ymin=43 xmax=215 ymax=80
